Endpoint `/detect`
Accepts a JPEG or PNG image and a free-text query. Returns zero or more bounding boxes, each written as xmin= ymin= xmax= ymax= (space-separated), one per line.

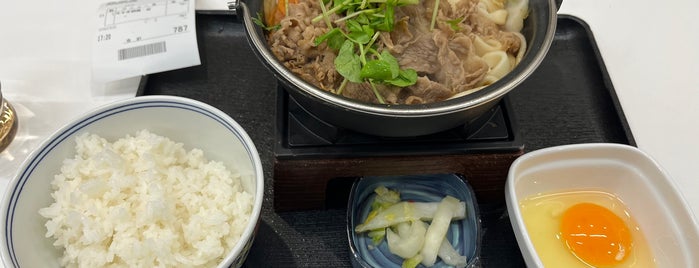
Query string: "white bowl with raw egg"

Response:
xmin=506 ymin=143 xmax=699 ymax=267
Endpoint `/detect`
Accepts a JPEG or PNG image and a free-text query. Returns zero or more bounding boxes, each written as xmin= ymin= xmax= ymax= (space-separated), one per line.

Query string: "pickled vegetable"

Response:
xmin=355 ymin=186 xmax=469 ymax=267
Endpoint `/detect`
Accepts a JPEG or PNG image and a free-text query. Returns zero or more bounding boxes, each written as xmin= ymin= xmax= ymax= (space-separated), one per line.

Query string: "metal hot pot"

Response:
xmin=230 ymin=0 xmax=560 ymax=137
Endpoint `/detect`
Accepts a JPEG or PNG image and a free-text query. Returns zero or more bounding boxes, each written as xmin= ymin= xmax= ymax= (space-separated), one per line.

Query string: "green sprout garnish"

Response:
xmin=252 ymin=12 xmax=281 ymax=31
xmin=312 ymin=0 xmax=419 ymax=103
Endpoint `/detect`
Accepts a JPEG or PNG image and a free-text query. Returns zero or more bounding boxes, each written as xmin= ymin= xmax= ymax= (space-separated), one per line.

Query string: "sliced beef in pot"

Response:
xmin=265 ymin=0 xmax=523 ymax=105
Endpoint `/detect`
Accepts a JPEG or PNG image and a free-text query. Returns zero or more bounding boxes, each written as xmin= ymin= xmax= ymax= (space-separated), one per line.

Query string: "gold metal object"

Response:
xmin=0 ymin=83 xmax=18 ymax=152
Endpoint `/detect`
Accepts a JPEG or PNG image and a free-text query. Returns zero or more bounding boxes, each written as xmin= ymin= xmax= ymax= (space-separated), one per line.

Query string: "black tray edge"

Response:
xmin=556 ymin=14 xmax=636 ymax=147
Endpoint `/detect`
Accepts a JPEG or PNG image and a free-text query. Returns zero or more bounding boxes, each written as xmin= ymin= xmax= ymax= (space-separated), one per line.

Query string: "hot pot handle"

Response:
xmin=227 ymin=0 xmax=241 ymax=15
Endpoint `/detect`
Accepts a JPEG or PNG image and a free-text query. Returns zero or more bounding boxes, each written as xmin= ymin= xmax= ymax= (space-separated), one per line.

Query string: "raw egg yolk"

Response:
xmin=560 ymin=203 xmax=632 ymax=267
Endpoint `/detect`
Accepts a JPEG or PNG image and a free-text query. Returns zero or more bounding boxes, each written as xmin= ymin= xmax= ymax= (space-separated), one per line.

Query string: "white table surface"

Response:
xmin=1 ymin=0 xmax=698 ymax=234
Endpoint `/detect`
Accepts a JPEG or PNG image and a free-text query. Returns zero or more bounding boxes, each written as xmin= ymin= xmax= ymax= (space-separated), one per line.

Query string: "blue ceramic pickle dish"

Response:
xmin=346 ymin=174 xmax=482 ymax=268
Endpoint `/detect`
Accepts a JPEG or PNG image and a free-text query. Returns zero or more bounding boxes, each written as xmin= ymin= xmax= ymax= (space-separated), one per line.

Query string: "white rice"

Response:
xmin=38 ymin=130 xmax=254 ymax=268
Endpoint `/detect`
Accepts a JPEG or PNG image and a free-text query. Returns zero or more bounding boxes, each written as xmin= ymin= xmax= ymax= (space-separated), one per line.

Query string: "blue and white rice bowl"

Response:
xmin=0 ymin=96 xmax=264 ymax=267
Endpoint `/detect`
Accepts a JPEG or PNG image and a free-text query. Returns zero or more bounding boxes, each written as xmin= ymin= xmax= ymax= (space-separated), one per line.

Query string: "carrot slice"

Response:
xmin=265 ymin=0 xmax=301 ymax=26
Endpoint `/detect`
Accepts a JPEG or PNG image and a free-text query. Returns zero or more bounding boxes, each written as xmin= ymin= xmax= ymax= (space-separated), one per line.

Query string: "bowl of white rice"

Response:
xmin=0 ymin=95 xmax=264 ymax=268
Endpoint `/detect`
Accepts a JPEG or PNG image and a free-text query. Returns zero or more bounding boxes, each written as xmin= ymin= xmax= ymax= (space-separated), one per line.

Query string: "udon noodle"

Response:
xmin=263 ymin=0 xmax=529 ymax=104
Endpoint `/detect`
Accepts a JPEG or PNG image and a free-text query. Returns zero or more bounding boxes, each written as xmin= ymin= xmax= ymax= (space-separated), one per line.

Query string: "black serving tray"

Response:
xmin=137 ymin=13 xmax=633 ymax=267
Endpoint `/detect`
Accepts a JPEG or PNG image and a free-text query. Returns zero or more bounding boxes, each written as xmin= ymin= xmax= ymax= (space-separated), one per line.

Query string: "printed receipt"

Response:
xmin=92 ymin=0 xmax=201 ymax=82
